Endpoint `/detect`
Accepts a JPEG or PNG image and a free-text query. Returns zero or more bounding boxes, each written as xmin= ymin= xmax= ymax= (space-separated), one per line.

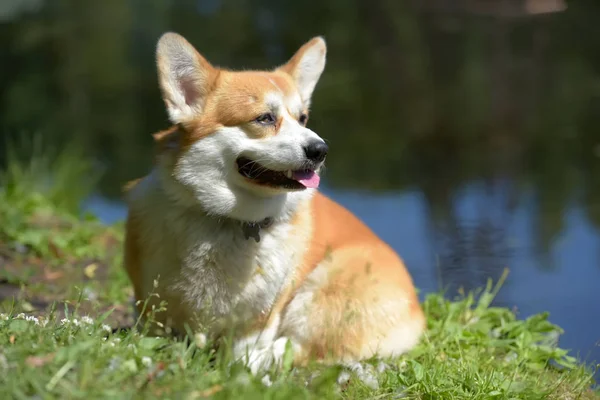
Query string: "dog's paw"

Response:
xmin=240 ymin=336 xmax=299 ymax=375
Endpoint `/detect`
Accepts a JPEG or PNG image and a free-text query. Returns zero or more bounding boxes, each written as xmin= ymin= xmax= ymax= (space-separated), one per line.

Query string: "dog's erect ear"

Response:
xmin=277 ymin=36 xmax=327 ymax=107
xmin=156 ymin=32 xmax=215 ymax=124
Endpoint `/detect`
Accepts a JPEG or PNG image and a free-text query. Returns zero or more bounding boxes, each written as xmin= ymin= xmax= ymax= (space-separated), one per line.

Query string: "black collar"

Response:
xmin=240 ymin=217 xmax=274 ymax=243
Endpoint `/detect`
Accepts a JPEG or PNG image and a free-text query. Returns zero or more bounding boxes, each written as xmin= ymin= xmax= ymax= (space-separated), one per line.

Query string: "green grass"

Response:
xmin=0 ymin=140 xmax=598 ymax=399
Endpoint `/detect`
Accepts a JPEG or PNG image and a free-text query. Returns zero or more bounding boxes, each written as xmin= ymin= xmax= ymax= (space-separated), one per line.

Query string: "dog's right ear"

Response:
xmin=156 ymin=32 xmax=215 ymax=124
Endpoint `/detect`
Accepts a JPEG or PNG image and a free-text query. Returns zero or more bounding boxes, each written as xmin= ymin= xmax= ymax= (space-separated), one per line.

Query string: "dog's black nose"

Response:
xmin=304 ymin=140 xmax=328 ymax=162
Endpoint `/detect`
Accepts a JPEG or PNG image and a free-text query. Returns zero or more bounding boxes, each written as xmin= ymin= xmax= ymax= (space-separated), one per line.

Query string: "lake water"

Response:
xmin=84 ymin=178 xmax=600 ymax=373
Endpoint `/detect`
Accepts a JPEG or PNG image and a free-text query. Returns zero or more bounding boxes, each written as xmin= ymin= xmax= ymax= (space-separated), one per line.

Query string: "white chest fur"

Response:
xmin=127 ymin=173 xmax=304 ymax=333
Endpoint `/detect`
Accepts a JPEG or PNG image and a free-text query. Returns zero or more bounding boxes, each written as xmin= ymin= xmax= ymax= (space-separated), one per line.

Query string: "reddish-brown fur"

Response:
xmin=124 ymin=33 xmax=424 ymax=368
xmin=176 ymin=71 xmax=306 ymax=148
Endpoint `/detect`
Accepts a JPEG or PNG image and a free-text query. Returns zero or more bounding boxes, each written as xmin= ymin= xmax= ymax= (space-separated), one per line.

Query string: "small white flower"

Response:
xmin=141 ymin=356 xmax=152 ymax=367
xmin=60 ymin=318 xmax=69 ymax=325
xmin=72 ymin=319 xmax=80 ymax=327
xmin=194 ymin=332 xmax=207 ymax=349
xmin=102 ymin=324 xmax=112 ymax=333
xmin=23 ymin=315 xmax=39 ymax=325
xmin=81 ymin=316 xmax=94 ymax=325
xmin=261 ymin=374 xmax=273 ymax=387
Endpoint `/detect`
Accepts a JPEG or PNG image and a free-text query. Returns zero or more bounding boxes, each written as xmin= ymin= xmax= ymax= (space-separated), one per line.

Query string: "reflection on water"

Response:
xmin=3 ymin=0 xmax=600 ymax=373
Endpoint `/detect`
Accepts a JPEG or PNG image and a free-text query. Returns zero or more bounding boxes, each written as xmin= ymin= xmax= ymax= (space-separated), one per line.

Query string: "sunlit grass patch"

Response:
xmin=0 ymin=135 xmax=130 ymax=327
xmin=0 ymin=134 xmax=110 ymax=260
xmin=1 ymin=134 xmax=101 ymax=214
xmin=0 ymin=281 xmax=597 ymax=399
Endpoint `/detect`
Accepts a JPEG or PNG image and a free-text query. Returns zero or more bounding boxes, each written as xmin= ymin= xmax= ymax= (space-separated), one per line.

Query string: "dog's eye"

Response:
xmin=299 ymin=113 xmax=308 ymax=126
xmin=255 ymin=113 xmax=276 ymax=125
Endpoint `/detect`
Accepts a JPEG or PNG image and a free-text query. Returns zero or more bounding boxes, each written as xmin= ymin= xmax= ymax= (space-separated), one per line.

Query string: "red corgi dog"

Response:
xmin=124 ymin=32 xmax=425 ymax=373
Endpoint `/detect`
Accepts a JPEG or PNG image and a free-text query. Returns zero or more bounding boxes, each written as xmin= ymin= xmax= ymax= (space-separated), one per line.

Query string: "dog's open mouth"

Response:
xmin=236 ymin=156 xmax=320 ymax=190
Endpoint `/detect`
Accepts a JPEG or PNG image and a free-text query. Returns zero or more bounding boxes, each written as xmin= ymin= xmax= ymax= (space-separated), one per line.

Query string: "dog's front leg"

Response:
xmin=232 ymin=318 xmax=301 ymax=375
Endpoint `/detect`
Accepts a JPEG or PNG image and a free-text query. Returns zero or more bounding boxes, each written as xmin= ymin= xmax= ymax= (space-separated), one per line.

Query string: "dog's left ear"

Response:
xmin=277 ymin=36 xmax=327 ymax=107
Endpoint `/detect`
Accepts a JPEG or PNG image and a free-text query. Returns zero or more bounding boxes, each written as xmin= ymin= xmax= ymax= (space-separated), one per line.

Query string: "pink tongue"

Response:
xmin=292 ymin=170 xmax=320 ymax=189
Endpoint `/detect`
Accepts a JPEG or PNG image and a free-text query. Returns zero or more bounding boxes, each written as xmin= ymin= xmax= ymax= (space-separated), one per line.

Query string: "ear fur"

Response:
xmin=278 ymin=36 xmax=327 ymax=106
xmin=156 ymin=32 xmax=215 ymax=124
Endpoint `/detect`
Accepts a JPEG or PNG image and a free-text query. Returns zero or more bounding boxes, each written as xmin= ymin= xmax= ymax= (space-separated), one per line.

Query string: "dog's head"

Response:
xmin=154 ymin=32 xmax=328 ymax=222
